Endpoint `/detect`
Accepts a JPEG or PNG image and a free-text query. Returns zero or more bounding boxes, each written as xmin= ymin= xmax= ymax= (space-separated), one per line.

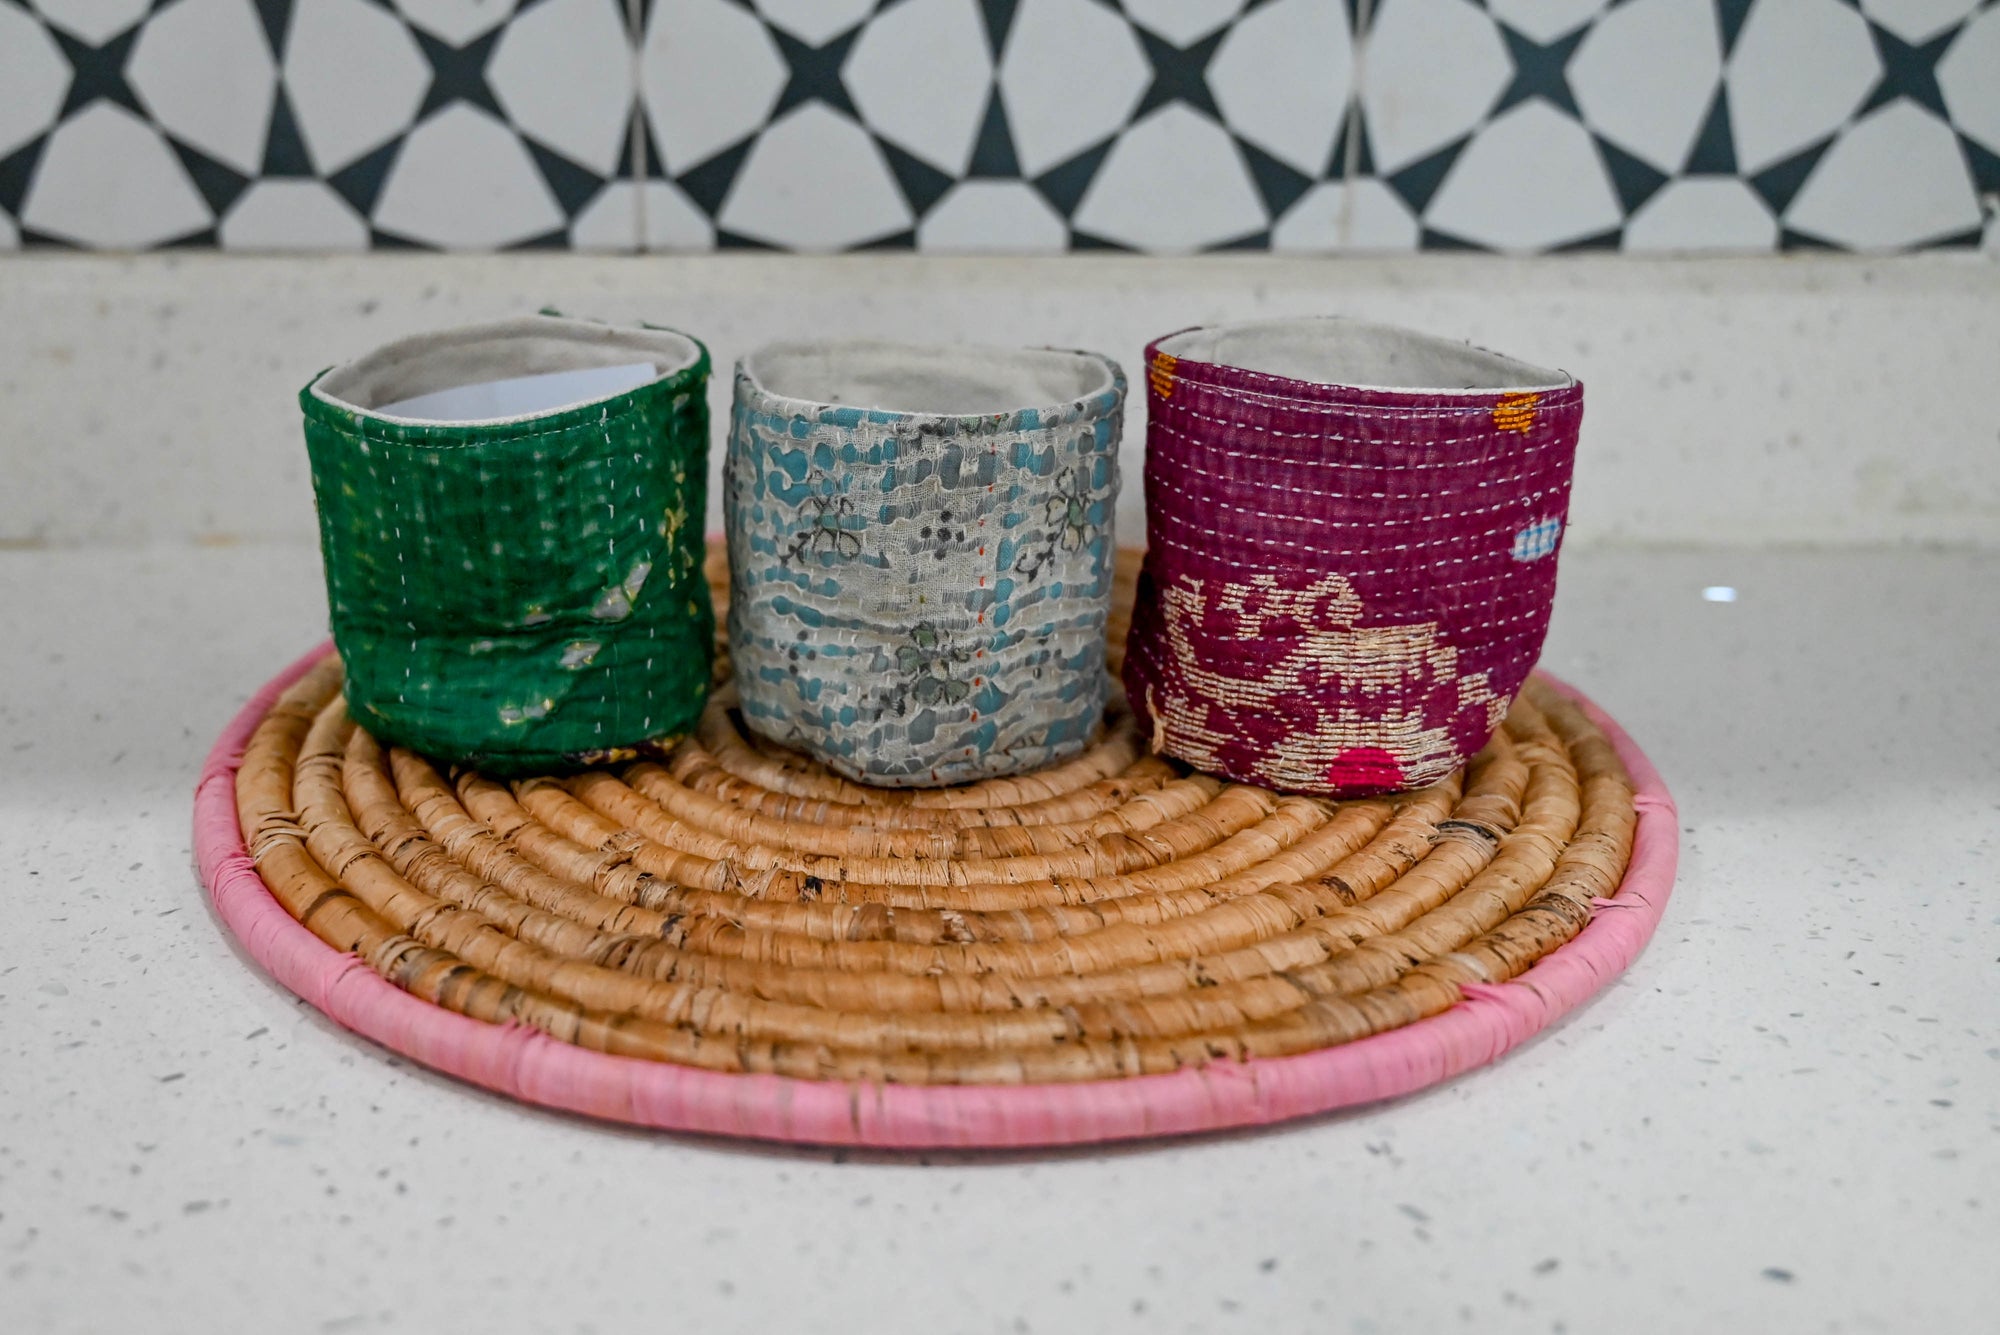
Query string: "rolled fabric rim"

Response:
xmin=1126 ymin=315 xmax=1584 ymax=798
xmin=300 ymin=314 xmax=715 ymax=774
xmin=725 ymin=339 xmax=1127 ymax=787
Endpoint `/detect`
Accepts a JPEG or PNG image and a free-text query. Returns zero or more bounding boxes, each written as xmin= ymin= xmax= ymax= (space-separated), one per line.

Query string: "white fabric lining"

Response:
xmin=312 ymin=315 xmax=704 ymax=426
xmin=741 ymin=340 xmax=1117 ymax=417
xmin=1156 ymin=317 xmax=1571 ymax=394
xmin=377 ymin=364 xmax=658 ymax=421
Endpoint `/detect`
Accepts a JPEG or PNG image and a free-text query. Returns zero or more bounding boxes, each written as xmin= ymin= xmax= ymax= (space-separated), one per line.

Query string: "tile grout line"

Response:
xmin=1338 ymin=0 xmax=1375 ymax=251
xmin=626 ymin=0 xmax=647 ymax=252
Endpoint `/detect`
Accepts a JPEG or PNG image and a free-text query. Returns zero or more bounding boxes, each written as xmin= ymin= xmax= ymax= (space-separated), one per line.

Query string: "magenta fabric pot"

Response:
xmin=1124 ymin=317 xmax=1583 ymax=797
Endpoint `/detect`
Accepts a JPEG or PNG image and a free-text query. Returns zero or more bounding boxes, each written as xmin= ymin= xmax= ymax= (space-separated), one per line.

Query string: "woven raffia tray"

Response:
xmin=195 ymin=549 xmax=1676 ymax=1146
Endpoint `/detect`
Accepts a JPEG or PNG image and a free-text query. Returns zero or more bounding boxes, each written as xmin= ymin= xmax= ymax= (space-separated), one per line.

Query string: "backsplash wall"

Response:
xmin=2 ymin=0 xmax=1995 ymax=254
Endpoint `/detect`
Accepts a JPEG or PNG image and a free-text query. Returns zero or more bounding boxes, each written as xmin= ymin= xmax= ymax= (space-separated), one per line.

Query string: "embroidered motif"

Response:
xmin=1148 ymin=351 xmax=1177 ymax=399
xmin=1143 ymin=571 xmax=1507 ymax=793
xmin=1493 ymin=392 xmax=1539 ymax=433
xmin=893 ymin=622 xmax=974 ymax=709
xmin=1012 ymin=461 xmax=1099 ymax=581
xmin=782 ymin=471 xmax=862 ymax=564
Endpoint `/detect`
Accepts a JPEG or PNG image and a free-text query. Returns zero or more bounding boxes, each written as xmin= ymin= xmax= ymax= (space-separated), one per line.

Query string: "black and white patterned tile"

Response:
xmin=633 ymin=0 xmax=1357 ymax=252
xmin=1 ymin=0 xmax=637 ymax=250
xmin=0 ymin=0 xmax=1995 ymax=252
xmin=1348 ymin=0 xmax=1998 ymax=252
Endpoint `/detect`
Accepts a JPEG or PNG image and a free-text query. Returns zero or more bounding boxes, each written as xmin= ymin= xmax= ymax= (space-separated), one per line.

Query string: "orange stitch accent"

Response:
xmin=1493 ymin=392 xmax=1539 ymax=433
xmin=1148 ymin=351 xmax=1177 ymax=399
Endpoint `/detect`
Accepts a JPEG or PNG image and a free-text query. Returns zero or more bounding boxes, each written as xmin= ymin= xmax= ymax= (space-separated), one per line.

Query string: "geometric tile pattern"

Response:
xmin=3 ymin=0 xmax=634 ymax=249
xmin=2 ymin=0 xmax=1995 ymax=253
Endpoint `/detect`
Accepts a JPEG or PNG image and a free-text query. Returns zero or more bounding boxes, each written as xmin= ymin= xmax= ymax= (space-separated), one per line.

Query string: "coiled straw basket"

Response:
xmin=198 ymin=545 xmax=1677 ymax=1146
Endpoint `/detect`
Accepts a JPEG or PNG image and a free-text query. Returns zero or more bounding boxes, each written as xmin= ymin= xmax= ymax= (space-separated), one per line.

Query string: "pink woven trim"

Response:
xmin=195 ymin=647 xmax=1678 ymax=1148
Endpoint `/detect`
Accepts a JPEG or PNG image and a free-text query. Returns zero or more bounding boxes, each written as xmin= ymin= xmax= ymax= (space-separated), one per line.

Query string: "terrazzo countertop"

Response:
xmin=3 ymin=542 xmax=1994 ymax=1335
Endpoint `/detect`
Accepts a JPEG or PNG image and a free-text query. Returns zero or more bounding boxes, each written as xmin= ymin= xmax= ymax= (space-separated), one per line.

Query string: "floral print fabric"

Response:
xmin=725 ymin=348 xmax=1126 ymax=787
xmin=1124 ymin=323 xmax=1582 ymax=797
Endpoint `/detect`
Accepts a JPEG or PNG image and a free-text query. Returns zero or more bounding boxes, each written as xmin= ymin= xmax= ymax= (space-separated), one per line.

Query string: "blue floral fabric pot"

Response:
xmin=725 ymin=340 xmax=1127 ymax=787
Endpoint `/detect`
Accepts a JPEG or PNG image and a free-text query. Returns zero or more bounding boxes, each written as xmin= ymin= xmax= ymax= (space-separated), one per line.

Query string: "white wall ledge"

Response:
xmin=3 ymin=252 xmax=1995 ymax=550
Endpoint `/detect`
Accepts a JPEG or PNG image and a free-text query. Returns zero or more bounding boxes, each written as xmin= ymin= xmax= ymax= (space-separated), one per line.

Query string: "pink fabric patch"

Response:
xmin=1326 ymin=746 xmax=1406 ymax=792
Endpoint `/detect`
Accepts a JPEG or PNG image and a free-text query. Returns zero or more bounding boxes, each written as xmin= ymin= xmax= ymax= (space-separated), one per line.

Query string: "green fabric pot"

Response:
xmin=300 ymin=315 xmax=714 ymax=774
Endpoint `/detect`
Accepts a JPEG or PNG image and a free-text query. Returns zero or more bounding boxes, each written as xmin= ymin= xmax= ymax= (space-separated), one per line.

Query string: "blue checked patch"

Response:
xmin=1511 ymin=517 xmax=1563 ymax=561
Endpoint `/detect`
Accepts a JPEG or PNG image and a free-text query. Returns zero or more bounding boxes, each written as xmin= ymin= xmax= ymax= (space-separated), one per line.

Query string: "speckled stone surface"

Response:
xmin=2 ymin=543 xmax=1993 ymax=1334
